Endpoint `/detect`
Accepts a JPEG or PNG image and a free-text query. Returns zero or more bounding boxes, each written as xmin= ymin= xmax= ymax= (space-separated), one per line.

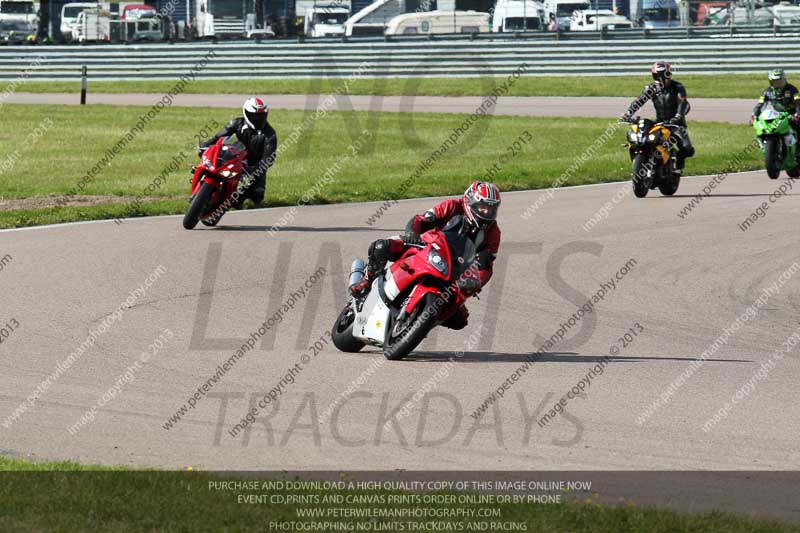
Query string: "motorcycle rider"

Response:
xmin=350 ymin=181 xmax=502 ymax=330
xmin=750 ymin=68 xmax=800 ymax=157
xmin=199 ymin=97 xmax=278 ymax=209
xmin=621 ymin=61 xmax=695 ymax=175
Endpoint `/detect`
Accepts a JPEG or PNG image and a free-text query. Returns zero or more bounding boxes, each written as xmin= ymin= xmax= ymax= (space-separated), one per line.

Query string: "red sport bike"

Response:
xmin=183 ymin=136 xmax=248 ymax=230
xmin=331 ymin=216 xmax=480 ymax=360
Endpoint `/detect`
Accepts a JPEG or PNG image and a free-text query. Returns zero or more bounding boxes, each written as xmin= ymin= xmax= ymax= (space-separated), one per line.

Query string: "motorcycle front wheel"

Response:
xmin=331 ymin=303 xmax=365 ymax=353
xmin=383 ymin=293 xmax=439 ymax=361
xmin=183 ymin=182 xmax=215 ymax=229
xmin=631 ymin=153 xmax=650 ymax=198
xmin=658 ymin=171 xmax=680 ymax=196
xmin=764 ymin=137 xmax=781 ymax=179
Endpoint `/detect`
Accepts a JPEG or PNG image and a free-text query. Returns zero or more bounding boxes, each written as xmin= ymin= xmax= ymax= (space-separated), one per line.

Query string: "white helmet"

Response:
xmin=243 ymin=97 xmax=268 ymax=130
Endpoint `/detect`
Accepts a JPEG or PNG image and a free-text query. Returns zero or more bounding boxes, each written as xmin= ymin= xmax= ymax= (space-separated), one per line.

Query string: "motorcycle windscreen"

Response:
xmin=441 ymin=220 xmax=478 ymax=281
xmin=217 ymin=137 xmax=247 ymax=166
xmin=760 ymin=104 xmax=781 ymax=121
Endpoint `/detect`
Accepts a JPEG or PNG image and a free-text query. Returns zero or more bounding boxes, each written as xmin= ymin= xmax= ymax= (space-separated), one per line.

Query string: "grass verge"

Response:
xmin=14 ymin=73 xmax=770 ymax=99
xmin=0 ymin=104 xmax=763 ymax=228
xmin=1 ymin=456 xmax=797 ymax=532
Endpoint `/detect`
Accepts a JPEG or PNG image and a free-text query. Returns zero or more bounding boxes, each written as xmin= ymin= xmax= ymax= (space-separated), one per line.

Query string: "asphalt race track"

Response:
xmin=2 ymin=168 xmax=800 ymax=501
xmin=8 ymin=93 xmax=752 ymax=123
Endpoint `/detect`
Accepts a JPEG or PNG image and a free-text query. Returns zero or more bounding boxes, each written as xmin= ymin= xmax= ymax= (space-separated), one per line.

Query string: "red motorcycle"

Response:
xmin=332 ymin=216 xmax=480 ymax=360
xmin=183 ymin=136 xmax=248 ymax=230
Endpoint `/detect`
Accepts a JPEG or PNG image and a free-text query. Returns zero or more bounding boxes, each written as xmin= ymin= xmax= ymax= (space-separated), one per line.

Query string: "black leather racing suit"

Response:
xmin=200 ymin=117 xmax=278 ymax=206
xmin=625 ymin=80 xmax=694 ymax=170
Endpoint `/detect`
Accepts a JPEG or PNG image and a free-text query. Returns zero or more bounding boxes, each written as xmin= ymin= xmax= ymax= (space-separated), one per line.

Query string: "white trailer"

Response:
xmin=384 ymin=10 xmax=490 ymax=35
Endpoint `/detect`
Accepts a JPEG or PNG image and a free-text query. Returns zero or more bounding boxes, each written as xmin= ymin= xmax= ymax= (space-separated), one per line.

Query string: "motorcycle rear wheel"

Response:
xmin=183 ymin=182 xmax=215 ymax=229
xmin=331 ymin=303 xmax=365 ymax=353
xmin=383 ymin=293 xmax=439 ymax=361
xmin=764 ymin=138 xmax=781 ymax=179
xmin=632 ymin=154 xmax=650 ymax=198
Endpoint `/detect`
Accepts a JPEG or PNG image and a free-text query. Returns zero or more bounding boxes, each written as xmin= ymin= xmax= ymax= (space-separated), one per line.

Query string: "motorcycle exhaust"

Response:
xmin=348 ymin=259 xmax=366 ymax=291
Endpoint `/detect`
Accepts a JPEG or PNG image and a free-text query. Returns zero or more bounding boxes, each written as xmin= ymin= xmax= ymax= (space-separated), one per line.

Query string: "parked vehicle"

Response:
xmin=0 ymin=0 xmax=36 ymax=27
xmin=491 ymin=0 xmax=545 ymax=31
xmin=120 ymin=3 xmax=156 ymax=20
xmin=332 ymin=216 xmax=481 ymax=360
xmin=631 ymin=0 xmax=681 ymax=28
xmin=543 ymin=0 xmax=590 ymax=30
xmin=183 ymin=136 xmax=249 ymax=229
xmin=569 ymin=9 xmax=632 ymax=30
xmin=770 ymin=2 xmax=800 ymax=25
xmin=717 ymin=5 xmax=774 ymax=26
xmin=60 ymin=2 xmax=98 ymax=41
xmin=623 ymin=117 xmax=681 ymax=197
xmin=384 ymin=11 xmax=490 ymax=35
xmin=695 ymin=2 xmax=726 ymax=25
xmin=752 ymin=102 xmax=800 ymax=179
xmin=196 ymin=0 xmax=255 ymax=37
xmin=297 ymin=1 xmax=350 ymax=37
xmin=72 ymin=8 xmax=111 ymax=42
xmin=0 ymin=18 xmax=33 ymax=43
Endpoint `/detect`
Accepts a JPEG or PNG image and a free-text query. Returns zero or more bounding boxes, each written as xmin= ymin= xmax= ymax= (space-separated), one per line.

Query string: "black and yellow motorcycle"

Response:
xmin=623 ymin=117 xmax=681 ymax=198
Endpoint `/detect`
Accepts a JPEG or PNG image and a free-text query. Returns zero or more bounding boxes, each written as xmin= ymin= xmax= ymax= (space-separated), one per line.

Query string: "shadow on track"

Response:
xmin=210 ymin=225 xmax=390 ymax=232
xmin=401 ymin=351 xmax=753 ymax=364
xmin=654 ymin=193 xmax=800 ymax=199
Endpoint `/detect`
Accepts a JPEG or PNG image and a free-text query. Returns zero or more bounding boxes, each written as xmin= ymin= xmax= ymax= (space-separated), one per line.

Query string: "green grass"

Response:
xmin=1 ymin=456 xmax=798 ymax=533
xmin=0 ymin=103 xmax=763 ymax=228
xmin=14 ymin=73 xmax=772 ymax=98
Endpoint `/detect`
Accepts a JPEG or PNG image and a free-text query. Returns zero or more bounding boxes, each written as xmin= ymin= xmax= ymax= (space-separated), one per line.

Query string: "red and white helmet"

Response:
xmin=463 ymin=181 xmax=501 ymax=228
xmin=651 ymin=61 xmax=672 ymax=85
xmin=243 ymin=97 xmax=269 ymax=130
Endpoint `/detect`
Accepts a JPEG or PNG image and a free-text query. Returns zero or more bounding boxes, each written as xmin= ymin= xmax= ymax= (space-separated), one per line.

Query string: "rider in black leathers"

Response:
xmin=199 ymin=97 xmax=278 ymax=208
xmin=622 ymin=61 xmax=695 ymax=175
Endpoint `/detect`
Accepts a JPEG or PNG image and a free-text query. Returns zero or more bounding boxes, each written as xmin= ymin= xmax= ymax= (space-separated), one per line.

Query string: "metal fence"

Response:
xmin=1 ymin=29 xmax=799 ymax=81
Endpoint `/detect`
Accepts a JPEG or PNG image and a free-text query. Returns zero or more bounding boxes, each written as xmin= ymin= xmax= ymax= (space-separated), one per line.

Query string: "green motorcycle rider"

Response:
xmin=750 ymin=68 xmax=800 ymax=162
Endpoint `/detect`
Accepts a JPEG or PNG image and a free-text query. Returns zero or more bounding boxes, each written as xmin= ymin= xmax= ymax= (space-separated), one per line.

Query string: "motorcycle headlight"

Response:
xmin=220 ymin=170 xmax=231 ymax=177
xmin=628 ymin=132 xmax=637 ymax=142
xmin=202 ymin=156 xmax=212 ymax=169
xmin=427 ymin=249 xmax=448 ymax=277
xmin=648 ymin=134 xmax=656 ymax=141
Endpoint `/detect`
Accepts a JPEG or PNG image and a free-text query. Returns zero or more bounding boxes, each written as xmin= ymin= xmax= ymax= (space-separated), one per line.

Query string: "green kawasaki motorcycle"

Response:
xmin=753 ymin=103 xmax=800 ymax=179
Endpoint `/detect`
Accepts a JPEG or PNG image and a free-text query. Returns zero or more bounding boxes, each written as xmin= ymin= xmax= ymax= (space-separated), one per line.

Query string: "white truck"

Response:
xmin=0 ymin=0 xmax=37 ymax=25
xmin=60 ymin=2 xmax=98 ymax=41
xmin=569 ymin=9 xmax=632 ymax=30
xmin=305 ymin=5 xmax=350 ymax=37
xmin=297 ymin=2 xmax=350 ymax=37
xmin=384 ymin=10 xmax=490 ymax=35
xmin=543 ymin=0 xmax=590 ymax=30
xmin=491 ymin=0 xmax=545 ymax=32
xmin=196 ymin=0 xmax=246 ymax=37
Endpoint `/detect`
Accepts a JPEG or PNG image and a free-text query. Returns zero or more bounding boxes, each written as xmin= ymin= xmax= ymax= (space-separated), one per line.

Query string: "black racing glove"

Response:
xmin=667 ymin=114 xmax=682 ymax=125
xmin=456 ymin=276 xmax=479 ymax=295
xmin=402 ymin=232 xmax=423 ymax=247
